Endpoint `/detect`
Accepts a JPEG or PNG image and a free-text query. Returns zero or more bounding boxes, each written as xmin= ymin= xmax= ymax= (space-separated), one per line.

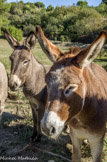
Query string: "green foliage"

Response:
xmin=35 ymin=2 xmax=45 ymax=8
xmin=47 ymin=5 xmax=54 ymax=12
xmin=102 ymin=0 xmax=107 ymax=5
xmin=10 ymin=1 xmax=23 ymax=14
xmin=77 ymin=0 xmax=88 ymax=7
xmin=95 ymin=3 xmax=107 ymax=15
xmin=60 ymin=35 xmax=65 ymax=42
xmin=0 ymin=0 xmax=10 ymax=14
xmin=0 ymin=0 xmax=11 ymax=35
xmin=53 ymin=6 xmax=68 ymax=18
xmin=0 ymin=1 xmax=107 ymax=43
xmin=7 ymin=26 xmax=23 ymax=41
xmin=23 ymin=24 xmax=35 ymax=36
xmin=0 ymin=16 xmax=10 ymax=35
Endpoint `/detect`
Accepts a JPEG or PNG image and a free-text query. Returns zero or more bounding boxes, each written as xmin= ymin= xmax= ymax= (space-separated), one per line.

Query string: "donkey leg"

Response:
xmin=0 ymin=101 xmax=4 ymax=126
xmin=30 ymin=105 xmax=41 ymax=143
xmin=33 ymin=104 xmax=42 ymax=143
xmin=37 ymin=103 xmax=45 ymax=138
xmin=89 ymin=136 xmax=104 ymax=162
xmin=70 ymin=130 xmax=82 ymax=162
xmin=0 ymin=101 xmax=1 ymax=120
xmin=30 ymin=104 xmax=40 ymax=143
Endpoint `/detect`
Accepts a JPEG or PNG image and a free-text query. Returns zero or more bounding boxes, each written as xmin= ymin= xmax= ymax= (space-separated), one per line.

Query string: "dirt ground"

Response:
xmin=0 ymin=89 xmax=106 ymax=162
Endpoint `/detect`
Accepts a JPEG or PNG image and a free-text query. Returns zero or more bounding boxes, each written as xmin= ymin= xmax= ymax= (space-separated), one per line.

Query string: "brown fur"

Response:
xmin=36 ymin=26 xmax=107 ymax=162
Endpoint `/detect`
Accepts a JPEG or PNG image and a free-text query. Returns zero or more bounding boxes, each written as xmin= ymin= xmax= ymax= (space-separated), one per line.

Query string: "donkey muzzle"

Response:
xmin=41 ymin=110 xmax=65 ymax=138
xmin=9 ymin=75 xmax=21 ymax=91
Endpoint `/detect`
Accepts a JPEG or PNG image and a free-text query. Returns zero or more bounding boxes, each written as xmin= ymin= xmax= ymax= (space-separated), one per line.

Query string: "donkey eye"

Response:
xmin=23 ymin=60 xmax=29 ymax=65
xmin=64 ymin=84 xmax=78 ymax=97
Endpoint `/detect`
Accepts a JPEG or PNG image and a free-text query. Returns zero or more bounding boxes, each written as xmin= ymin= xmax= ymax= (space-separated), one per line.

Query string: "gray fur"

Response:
xmin=0 ymin=62 xmax=8 ymax=123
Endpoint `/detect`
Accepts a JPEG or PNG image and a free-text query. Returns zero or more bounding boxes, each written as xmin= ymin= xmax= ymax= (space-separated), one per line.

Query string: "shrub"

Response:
xmin=103 ymin=65 xmax=107 ymax=71
xmin=23 ymin=24 xmax=35 ymax=36
xmin=7 ymin=26 xmax=23 ymax=41
xmin=60 ymin=35 xmax=65 ymax=42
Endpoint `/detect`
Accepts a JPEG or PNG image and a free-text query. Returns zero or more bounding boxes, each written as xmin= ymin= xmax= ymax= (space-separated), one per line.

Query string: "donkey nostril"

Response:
xmin=14 ymin=82 xmax=18 ymax=87
xmin=50 ymin=126 xmax=56 ymax=135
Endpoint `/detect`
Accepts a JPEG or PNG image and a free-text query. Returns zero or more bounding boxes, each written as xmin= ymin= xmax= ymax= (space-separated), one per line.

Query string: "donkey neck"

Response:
xmin=78 ymin=63 xmax=107 ymax=123
xmin=83 ymin=63 xmax=107 ymax=99
xmin=24 ymin=55 xmax=46 ymax=95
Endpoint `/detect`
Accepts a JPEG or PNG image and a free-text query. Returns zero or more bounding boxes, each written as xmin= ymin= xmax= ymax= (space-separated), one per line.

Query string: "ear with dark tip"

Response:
xmin=24 ymin=31 xmax=36 ymax=50
xmin=1 ymin=28 xmax=20 ymax=49
xmin=35 ymin=25 xmax=63 ymax=62
xmin=75 ymin=30 xmax=107 ymax=68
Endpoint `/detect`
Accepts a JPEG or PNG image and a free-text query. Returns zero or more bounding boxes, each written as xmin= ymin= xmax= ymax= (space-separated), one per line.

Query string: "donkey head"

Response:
xmin=2 ymin=29 xmax=36 ymax=91
xmin=36 ymin=26 xmax=107 ymax=138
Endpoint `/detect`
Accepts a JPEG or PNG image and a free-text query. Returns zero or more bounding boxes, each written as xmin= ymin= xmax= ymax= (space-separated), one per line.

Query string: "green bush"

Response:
xmin=103 ymin=65 xmax=107 ymax=71
xmin=7 ymin=26 xmax=23 ymax=41
xmin=23 ymin=24 xmax=35 ymax=36
xmin=60 ymin=35 xmax=65 ymax=42
xmin=1 ymin=0 xmax=107 ymax=43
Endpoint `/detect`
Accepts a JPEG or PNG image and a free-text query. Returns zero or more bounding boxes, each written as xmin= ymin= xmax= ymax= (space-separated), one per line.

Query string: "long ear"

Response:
xmin=24 ymin=31 xmax=36 ymax=50
xmin=35 ymin=26 xmax=63 ymax=62
xmin=76 ymin=30 xmax=107 ymax=68
xmin=2 ymin=28 xmax=20 ymax=49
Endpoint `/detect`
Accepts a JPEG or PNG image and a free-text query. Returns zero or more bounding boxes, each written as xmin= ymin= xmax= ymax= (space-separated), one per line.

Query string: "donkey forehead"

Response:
xmin=46 ymin=64 xmax=64 ymax=85
xmin=11 ymin=47 xmax=30 ymax=59
xmin=46 ymin=63 xmax=82 ymax=87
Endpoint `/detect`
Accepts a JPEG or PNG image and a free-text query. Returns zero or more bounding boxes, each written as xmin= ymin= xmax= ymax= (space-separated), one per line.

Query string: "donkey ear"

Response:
xmin=35 ymin=26 xmax=63 ymax=62
xmin=76 ymin=30 xmax=107 ymax=68
xmin=2 ymin=28 xmax=20 ymax=49
xmin=24 ymin=31 xmax=36 ymax=50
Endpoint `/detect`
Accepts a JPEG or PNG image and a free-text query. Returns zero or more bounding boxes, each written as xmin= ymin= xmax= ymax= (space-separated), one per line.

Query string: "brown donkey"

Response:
xmin=36 ymin=26 xmax=107 ymax=162
xmin=2 ymin=29 xmax=51 ymax=142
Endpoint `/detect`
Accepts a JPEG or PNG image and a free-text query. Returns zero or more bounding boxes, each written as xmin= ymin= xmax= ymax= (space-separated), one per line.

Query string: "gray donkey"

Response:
xmin=0 ymin=62 xmax=8 ymax=123
xmin=2 ymin=28 xmax=51 ymax=142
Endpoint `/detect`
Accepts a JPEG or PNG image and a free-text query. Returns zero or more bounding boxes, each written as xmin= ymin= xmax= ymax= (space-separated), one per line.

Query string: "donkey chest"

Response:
xmin=27 ymin=95 xmax=39 ymax=106
xmin=70 ymin=118 xmax=98 ymax=140
xmin=24 ymin=90 xmax=39 ymax=107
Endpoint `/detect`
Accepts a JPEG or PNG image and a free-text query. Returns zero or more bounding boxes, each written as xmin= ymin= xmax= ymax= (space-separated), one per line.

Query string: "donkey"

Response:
xmin=2 ymin=28 xmax=51 ymax=142
xmin=0 ymin=62 xmax=8 ymax=123
xmin=36 ymin=26 xmax=107 ymax=162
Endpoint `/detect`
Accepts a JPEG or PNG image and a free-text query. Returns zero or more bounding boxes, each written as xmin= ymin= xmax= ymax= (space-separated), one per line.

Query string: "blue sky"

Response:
xmin=7 ymin=0 xmax=102 ymax=7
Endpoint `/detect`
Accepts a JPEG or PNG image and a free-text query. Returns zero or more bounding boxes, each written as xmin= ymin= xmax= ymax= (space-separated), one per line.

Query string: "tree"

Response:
xmin=0 ymin=0 xmax=10 ymax=14
xmin=47 ymin=5 xmax=54 ymax=11
xmin=102 ymin=0 xmax=107 ymax=4
xmin=7 ymin=26 xmax=23 ymax=41
xmin=35 ymin=2 xmax=45 ymax=8
xmin=95 ymin=3 xmax=107 ymax=15
xmin=0 ymin=0 xmax=11 ymax=35
xmin=77 ymin=1 xmax=88 ymax=7
xmin=0 ymin=0 xmax=106 ymax=43
xmin=10 ymin=1 xmax=23 ymax=14
xmin=54 ymin=6 xmax=68 ymax=17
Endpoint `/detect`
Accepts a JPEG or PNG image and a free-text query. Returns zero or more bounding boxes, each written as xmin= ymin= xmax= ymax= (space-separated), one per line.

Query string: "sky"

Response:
xmin=7 ymin=0 xmax=102 ymax=7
